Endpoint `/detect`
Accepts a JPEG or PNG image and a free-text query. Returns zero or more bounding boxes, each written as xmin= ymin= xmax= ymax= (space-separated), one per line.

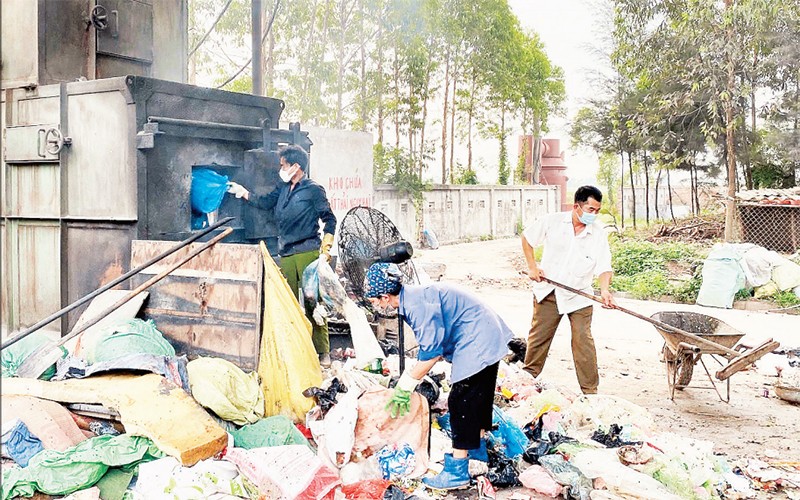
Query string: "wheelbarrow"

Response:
xmin=539 ymin=277 xmax=780 ymax=403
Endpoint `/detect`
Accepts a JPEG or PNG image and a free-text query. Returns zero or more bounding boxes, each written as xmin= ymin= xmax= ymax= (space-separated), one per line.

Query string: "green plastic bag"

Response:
xmin=88 ymin=319 xmax=175 ymax=364
xmin=0 ymin=434 xmax=164 ymax=500
xmin=187 ymin=357 xmax=265 ymax=426
xmin=231 ymin=415 xmax=311 ymax=450
xmin=0 ymin=331 xmax=66 ymax=380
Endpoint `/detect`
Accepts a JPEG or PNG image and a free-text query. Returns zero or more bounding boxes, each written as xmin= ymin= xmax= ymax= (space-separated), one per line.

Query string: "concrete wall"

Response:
xmin=374 ymin=184 xmax=560 ymax=244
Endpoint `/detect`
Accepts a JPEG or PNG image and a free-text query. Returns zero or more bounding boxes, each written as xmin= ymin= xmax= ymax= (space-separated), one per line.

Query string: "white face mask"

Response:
xmin=279 ymin=168 xmax=294 ymax=183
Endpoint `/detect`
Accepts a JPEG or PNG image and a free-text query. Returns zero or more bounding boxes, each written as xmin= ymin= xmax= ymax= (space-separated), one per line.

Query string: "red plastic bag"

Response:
xmin=341 ymin=479 xmax=391 ymax=500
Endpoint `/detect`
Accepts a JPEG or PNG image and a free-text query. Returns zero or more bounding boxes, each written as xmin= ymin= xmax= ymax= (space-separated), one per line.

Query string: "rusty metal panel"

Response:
xmin=5 ymin=164 xmax=60 ymax=217
xmin=130 ymin=241 xmax=263 ymax=370
xmin=62 ymin=222 xmax=137 ymax=331
xmin=5 ymin=220 xmax=61 ymax=330
xmin=41 ymin=0 xmax=93 ymax=84
xmin=65 ymin=91 xmax=136 ymax=219
xmin=0 ymin=0 xmax=39 ymax=89
xmin=96 ymin=0 xmax=153 ymax=63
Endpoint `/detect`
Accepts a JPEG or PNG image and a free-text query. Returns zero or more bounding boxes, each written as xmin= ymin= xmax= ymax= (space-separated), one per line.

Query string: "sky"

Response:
xmin=507 ymin=0 xmax=613 ymax=188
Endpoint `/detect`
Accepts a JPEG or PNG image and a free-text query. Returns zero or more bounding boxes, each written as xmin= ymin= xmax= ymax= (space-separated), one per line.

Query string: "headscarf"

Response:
xmin=364 ymin=262 xmax=403 ymax=298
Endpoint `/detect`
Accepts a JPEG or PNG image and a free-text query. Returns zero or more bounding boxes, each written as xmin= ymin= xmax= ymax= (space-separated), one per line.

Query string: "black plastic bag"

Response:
xmin=506 ymin=338 xmax=527 ymax=363
xmin=302 ymin=377 xmax=348 ymax=416
xmin=590 ymin=423 xmax=641 ymax=448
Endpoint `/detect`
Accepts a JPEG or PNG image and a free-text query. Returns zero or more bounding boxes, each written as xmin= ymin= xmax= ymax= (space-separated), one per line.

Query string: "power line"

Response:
xmin=216 ymin=0 xmax=281 ymax=89
xmin=189 ymin=0 xmax=235 ymax=58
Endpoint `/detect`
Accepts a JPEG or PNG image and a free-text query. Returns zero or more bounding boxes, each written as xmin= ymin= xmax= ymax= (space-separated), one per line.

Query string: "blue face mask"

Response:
xmin=578 ymin=208 xmax=598 ymax=225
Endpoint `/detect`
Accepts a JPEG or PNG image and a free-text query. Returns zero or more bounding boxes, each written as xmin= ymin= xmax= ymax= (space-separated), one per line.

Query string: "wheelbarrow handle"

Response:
xmin=538 ymin=276 xmax=742 ymax=358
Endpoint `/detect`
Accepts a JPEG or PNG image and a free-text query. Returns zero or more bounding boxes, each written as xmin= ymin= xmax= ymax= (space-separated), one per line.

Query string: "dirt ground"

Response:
xmin=413 ymin=237 xmax=800 ymax=466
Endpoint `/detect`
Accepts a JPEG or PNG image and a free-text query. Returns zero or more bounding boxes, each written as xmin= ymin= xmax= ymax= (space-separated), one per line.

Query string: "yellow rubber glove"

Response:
xmin=320 ymin=233 xmax=335 ymax=261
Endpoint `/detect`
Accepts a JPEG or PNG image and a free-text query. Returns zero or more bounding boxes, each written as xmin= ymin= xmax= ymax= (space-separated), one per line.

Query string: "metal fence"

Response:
xmin=732 ymin=202 xmax=800 ymax=254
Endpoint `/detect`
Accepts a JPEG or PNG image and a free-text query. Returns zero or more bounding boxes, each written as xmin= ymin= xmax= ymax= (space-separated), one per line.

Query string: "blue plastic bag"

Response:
xmin=376 ymin=443 xmax=416 ymax=479
xmin=436 ymin=406 xmax=528 ymax=459
xmin=1 ymin=420 xmax=44 ymax=468
xmin=302 ymin=258 xmax=320 ymax=305
xmin=191 ymin=169 xmax=229 ymax=214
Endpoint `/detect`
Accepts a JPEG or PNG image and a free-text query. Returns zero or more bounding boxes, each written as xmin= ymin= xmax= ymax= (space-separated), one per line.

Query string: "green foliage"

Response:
xmin=498 ymin=135 xmax=510 ymax=185
xmin=373 ymin=143 xmax=430 ymax=205
xmin=771 ymin=290 xmax=800 ymax=309
xmin=451 ymin=165 xmax=479 ymax=185
xmin=610 ymin=238 xmax=705 ymax=301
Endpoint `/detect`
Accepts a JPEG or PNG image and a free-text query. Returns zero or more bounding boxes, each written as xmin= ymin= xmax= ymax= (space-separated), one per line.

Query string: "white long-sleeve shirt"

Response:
xmin=523 ymin=211 xmax=613 ymax=315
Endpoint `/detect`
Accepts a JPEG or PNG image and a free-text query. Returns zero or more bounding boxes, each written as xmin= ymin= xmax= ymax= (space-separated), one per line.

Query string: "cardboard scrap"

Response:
xmin=1 ymin=373 xmax=226 ymax=466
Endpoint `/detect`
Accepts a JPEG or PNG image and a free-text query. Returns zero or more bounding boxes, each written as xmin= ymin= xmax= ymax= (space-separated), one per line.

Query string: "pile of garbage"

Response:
xmin=697 ymin=243 xmax=800 ymax=309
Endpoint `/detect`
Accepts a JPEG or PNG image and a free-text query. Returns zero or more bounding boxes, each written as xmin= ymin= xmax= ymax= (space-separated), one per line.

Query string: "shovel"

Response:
xmin=527 ymin=275 xmax=778 ymax=381
xmin=15 ymin=227 xmax=233 ymax=379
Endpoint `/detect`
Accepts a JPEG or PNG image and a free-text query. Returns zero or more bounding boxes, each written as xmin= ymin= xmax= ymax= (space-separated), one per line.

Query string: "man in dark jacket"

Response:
xmin=227 ymin=145 xmax=337 ymax=366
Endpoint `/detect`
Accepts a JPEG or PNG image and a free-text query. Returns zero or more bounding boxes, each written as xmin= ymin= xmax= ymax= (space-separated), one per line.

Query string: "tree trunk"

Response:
xmin=376 ymin=16 xmax=384 ymax=145
xmin=693 ymin=163 xmax=701 ymax=214
xmin=643 ymin=152 xmax=650 ymax=225
xmin=654 ymin=168 xmax=662 ymax=220
xmin=667 ymin=168 xmax=676 ymax=224
xmin=316 ymin=0 xmax=332 ymax=126
xmin=531 ymin=114 xmax=542 ymax=184
xmin=467 ymin=69 xmax=476 ymax=172
xmin=723 ymin=0 xmax=737 ymax=241
xmin=441 ymin=51 xmax=450 ymax=184
xmin=619 ymin=151 xmax=625 ymax=229
xmin=628 ymin=151 xmax=637 ymax=229
xmin=419 ymin=55 xmax=432 ymax=179
xmin=449 ymin=63 xmax=458 ymax=181
xmin=358 ymin=14 xmax=367 ymax=132
xmin=689 ymin=162 xmax=697 ymax=215
xmin=300 ymin=1 xmax=319 ymax=118
xmin=394 ymin=54 xmax=401 ymax=149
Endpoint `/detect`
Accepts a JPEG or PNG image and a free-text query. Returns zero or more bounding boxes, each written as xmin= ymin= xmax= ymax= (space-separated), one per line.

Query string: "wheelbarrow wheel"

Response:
xmin=662 ymin=344 xmax=694 ymax=389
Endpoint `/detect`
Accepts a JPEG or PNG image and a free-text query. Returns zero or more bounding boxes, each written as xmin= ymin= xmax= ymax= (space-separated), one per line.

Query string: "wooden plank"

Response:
xmin=63 ymin=289 xmax=148 ymax=355
xmin=716 ymin=339 xmax=781 ymax=381
xmin=1 ymin=373 xmax=227 ymax=466
xmin=129 ymin=241 xmax=262 ymax=370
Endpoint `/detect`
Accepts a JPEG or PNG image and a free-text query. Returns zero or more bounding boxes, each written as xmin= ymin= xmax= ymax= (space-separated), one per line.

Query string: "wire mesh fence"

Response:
xmin=732 ymin=202 xmax=800 ymax=254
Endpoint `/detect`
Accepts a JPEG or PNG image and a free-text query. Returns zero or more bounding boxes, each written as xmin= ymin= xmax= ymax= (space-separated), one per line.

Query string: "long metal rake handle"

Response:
xmin=1 ymin=218 xmax=234 ymax=351
xmin=538 ymin=276 xmax=741 ymax=358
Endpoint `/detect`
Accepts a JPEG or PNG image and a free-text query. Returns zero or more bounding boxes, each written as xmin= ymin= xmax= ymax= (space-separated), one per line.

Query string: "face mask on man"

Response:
xmin=578 ymin=206 xmax=598 ymax=225
xmin=279 ymin=168 xmax=294 ymax=183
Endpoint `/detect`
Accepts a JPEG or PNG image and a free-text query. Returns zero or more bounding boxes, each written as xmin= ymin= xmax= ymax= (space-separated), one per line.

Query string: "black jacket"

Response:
xmin=250 ymin=178 xmax=336 ymax=256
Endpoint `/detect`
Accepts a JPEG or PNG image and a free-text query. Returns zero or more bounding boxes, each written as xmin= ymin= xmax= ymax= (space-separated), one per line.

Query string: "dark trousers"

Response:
xmin=448 ymin=362 xmax=499 ymax=451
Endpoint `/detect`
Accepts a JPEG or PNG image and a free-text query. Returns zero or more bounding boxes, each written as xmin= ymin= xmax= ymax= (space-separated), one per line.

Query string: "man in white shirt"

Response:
xmin=521 ymin=186 xmax=615 ymax=394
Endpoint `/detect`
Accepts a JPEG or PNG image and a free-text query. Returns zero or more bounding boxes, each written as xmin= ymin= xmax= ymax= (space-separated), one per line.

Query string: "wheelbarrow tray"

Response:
xmin=651 ymin=311 xmax=744 ymax=357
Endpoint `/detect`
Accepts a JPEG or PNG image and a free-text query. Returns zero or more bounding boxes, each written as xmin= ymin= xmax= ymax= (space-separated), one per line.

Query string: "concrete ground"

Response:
xmin=413 ymin=237 xmax=800 ymax=467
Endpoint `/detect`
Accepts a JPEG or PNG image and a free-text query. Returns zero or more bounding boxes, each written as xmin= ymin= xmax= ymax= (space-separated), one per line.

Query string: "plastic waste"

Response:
xmin=1 ymin=331 xmax=66 ymax=380
xmin=224 ymin=445 xmax=340 ymax=500
xmin=86 ymin=319 xmax=175 ymax=365
xmin=1 ymin=420 xmax=44 ymax=468
xmin=187 ymin=357 xmax=265 ymax=426
xmin=415 ymin=376 xmax=440 ymax=407
xmin=258 ymin=242 xmax=322 ymax=421
xmin=318 ymin=390 xmax=360 ymax=468
xmin=87 ymin=421 xmax=119 ymax=437
xmin=506 ymin=337 xmax=527 ymax=364
xmin=571 ymin=448 xmax=682 ymax=500
xmin=376 ymin=443 xmax=416 ymax=479
xmin=590 ymin=423 xmax=642 ymax=448
xmin=422 ymin=228 xmax=440 ymax=249
xmin=302 ymin=257 xmax=321 ymax=308
xmin=518 ymin=464 xmax=563 ymax=497
xmin=522 ymin=432 xmax=576 ymax=465
xmin=341 ymin=478 xmax=391 ymax=499
xmin=303 ymin=377 xmax=348 ymax=416
xmin=0 ymin=434 xmax=164 ymax=500
xmin=339 ymin=455 xmax=383 ymax=485
xmin=191 ymin=168 xmax=229 ymax=214
xmin=486 ymin=453 xmax=521 ymax=487
xmin=696 ymin=245 xmax=746 ymax=308
xmin=538 ymin=454 xmax=593 ymax=500
xmin=231 ymin=415 xmax=310 ymax=450
xmin=130 ymin=456 xmax=253 ymax=500
xmin=487 ymin=406 xmax=528 ymax=459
